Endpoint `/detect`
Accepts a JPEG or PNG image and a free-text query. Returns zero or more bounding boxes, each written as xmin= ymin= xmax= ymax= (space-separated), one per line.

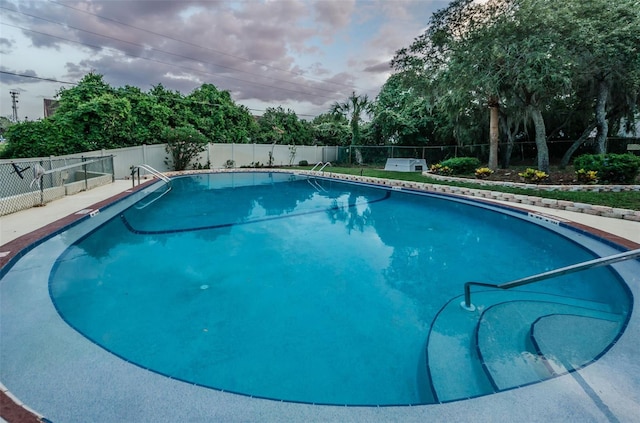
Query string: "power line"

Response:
xmin=48 ymin=0 xmax=360 ymax=92
xmin=0 ymin=70 xmax=77 ymax=85
xmin=1 ymin=21 xmax=338 ymax=101
xmin=2 ymin=5 xmax=344 ymax=97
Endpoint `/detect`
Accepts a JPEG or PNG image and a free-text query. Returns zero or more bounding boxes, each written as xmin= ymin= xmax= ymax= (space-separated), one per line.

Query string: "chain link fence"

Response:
xmin=334 ymin=138 xmax=639 ymax=167
xmin=1 ymin=155 xmax=114 ymax=216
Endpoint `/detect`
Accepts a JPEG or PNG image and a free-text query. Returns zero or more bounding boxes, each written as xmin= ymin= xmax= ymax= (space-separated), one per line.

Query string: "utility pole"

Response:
xmin=10 ymin=90 xmax=19 ymax=122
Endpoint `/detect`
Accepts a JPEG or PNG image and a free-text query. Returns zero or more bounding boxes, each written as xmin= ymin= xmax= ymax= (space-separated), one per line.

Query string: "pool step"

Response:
xmin=427 ymin=297 xmax=494 ymax=402
xmin=531 ymin=314 xmax=620 ymax=374
xmin=427 ymin=291 xmax=622 ymax=403
xmin=476 ymin=300 xmax=621 ymax=390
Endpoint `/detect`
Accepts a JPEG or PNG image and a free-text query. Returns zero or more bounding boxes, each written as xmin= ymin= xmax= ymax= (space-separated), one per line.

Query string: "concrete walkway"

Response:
xmin=1 ymin=174 xmax=639 ymax=423
xmin=1 ymin=180 xmax=134 ymax=247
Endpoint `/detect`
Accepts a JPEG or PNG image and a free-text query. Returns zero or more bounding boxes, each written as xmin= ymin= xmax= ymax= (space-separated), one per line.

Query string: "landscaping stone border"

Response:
xmin=305 ymin=170 xmax=640 ymax=222
xmin=424 ymin=172 xmax=640 ymax=193
xmin=165 ymin=168 xmax=640 ymax=221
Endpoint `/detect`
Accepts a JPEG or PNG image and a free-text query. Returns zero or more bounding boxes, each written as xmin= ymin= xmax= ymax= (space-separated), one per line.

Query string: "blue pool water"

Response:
xmin=48 ymin=172 xmax=631 ymax=405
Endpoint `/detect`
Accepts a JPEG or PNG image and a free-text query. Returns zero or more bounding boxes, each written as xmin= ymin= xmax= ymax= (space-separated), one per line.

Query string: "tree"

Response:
xmin=55 ymin=72 xmax=114 ymax=115
xmin=256 ymin=107 xmax=313 ymax=145
xmin=70 ymin=93 xmax=134 ymax=150
xmin=162 ymin=125 xmax=208 ymax=171
xmin=393 ymin=0 xmax=583 ymax=172
xmin=372 ymin=73 xmax=444 ymax=146
xmin=311 ymin=113 xmax=350 ymax=146
xmin=2 ymin=118 xmax=72 ymax=158
xmin=392 ymin=0 xmax=508 ymax=168
xmin=186 ymin=84 xmax=259 ymax=143
xmin=0 ymin=116 xmax=14 ymax=137
xmin=330 ymin=92 xmax=374 ymax=145
xmin=117 ymin=85 xmax=172 ymax=145
xmin=557 ymin=0 xmax=640 ymax=156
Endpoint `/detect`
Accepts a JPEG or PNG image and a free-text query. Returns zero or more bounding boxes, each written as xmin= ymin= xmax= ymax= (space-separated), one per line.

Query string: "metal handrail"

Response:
xmin=131 ymin=164 xmax=172 ymax=187
xmin=319 ymin=162 xmax=332 ymax=172
xmin=310 ymin=161 xmax=324 ymax=171
xmin=462 ymin=248 xmax=640 ymax=311
xmin=130 ymin=164 xmax=173 ymax=210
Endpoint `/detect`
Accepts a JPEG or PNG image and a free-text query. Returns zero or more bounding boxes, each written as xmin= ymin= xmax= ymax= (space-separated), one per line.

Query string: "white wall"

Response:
xmin=1 ymin=144 xmax=336 ymax=179
xmin=99 ymin=143 xmax=332 ymax=178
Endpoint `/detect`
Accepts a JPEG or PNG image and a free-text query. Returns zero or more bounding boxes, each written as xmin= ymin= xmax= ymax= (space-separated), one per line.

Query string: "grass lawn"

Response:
xmin=296 ymin=166 xmax=640 ymax=211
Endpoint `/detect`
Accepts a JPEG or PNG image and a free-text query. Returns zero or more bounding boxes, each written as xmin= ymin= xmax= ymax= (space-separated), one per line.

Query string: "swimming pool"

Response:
xmin=0 ymin=171 xmax=640 ymax=422
xmin=41 ymin=172 xmax=632 ymax=406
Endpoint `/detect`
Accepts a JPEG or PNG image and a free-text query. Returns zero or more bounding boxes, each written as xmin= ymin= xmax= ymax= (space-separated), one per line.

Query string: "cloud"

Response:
xmin=0 ymin=0 xmax=445 ymax=120
xmin=0 ymin=37 xmax=15 ymax=50
xmin=363 ymin=61 xmax=392 ymax=73
xmin=314 ymin=0 xmax=356 ymax=29
xmin=0 ymin=66 xmax=40 ymax=84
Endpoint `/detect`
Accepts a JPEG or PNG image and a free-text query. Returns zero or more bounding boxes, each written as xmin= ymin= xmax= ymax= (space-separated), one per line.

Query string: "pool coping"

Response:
xmin=1 ymin=169 xmax=639 ymax=422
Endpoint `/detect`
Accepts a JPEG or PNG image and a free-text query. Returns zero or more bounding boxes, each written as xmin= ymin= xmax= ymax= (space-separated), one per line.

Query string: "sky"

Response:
xmin=0 ymin=0 xmax=448 ymax=121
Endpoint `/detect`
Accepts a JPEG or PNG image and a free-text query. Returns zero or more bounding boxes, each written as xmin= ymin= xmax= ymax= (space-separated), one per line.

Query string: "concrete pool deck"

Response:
xmin=1 ymin=174 xmax=639 ymax=422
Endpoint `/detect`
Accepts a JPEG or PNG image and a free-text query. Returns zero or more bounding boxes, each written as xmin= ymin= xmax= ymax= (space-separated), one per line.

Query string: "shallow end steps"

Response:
xmin=427 ymin=297 xmax=495 ymax=402
xmin=427 ymin=290 xmax=624 ymax=403
xmin=477 ymin=301 xmax=623 ymax=390
xmin=531 ymin=314 xmax=620 ymax=374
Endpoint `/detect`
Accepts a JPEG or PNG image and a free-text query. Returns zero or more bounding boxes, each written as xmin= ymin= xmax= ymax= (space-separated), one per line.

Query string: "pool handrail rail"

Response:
xmin=462 ymin=248 xmax=640 ymax=311
xmin=319 ymin=162 xmax=332 ymax=172
xmin=130 ymin=164 xmax=173 ymax=210
xmin=131 ymin=164 xmax=172 ymax=187
xmin=310 ymin=161 xmax=324 ymax=171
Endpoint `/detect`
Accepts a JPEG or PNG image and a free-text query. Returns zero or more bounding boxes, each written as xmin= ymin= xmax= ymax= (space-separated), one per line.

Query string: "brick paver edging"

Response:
xmin=425 ymin=172 xmax=640 ymax=193
xmin=301 ymin=170 xmax=640 ymax=222
xmin=167 ymin=168 xmax=640 ymax=221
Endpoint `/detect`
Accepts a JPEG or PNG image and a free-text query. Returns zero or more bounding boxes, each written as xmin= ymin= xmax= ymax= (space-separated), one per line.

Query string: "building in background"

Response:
xmin=43 ymin=98 xmax=59 ymax=118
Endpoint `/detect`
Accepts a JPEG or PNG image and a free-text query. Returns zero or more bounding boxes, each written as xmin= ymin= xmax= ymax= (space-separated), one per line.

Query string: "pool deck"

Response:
xmin=1 ymin=176 xmax=639 ymax=422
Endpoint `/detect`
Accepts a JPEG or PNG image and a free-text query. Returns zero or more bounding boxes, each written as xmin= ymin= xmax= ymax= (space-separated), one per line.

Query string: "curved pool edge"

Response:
xmin=1 ymin=170 xmax=639 ymax=423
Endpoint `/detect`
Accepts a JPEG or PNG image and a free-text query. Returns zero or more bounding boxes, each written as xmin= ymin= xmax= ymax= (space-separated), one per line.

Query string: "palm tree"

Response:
xmin=330 ymin=92 xmax=373 ymax=146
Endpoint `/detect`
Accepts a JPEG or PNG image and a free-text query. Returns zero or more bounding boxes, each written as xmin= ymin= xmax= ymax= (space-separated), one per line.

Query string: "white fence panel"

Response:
xmin=2 ymin=143 xmax=336 ymax=180
xmin=74 ymin=144 xmax=169 ymax=178
xmin=324 ymin=146 xmax=338 ymax=163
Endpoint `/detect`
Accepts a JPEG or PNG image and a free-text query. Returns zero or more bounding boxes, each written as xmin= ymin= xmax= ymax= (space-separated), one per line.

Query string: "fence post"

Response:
xmin=39 ymin=160 xmax=45 ymax=206
xmin=82 ymin=156 xmax=88 ymax=191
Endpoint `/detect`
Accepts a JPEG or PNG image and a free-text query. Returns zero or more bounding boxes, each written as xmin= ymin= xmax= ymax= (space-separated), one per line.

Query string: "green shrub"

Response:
xmin=429 ymin=163 xmax=453 ymax=175
xmin=573 ymin=154 xmax=640 ymax=184
xmin=475 ymin=167 xmax=494 ymax=179
xmin=575 ymin=169 xmax=598 ymax=184
xmin=298 ymin=160 xmax=309 ymax=166
xmin=439 ymin=157 xmax=481 ymax=174
xmin=518 ymin=168 xmax=549 ymax=183
xmin=162 ymin=125 xmax=209 ymax=171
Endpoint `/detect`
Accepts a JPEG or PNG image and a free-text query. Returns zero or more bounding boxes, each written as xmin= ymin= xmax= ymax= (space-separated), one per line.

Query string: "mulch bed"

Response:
xmin=485 ymin=168 xmax=580 ymax=185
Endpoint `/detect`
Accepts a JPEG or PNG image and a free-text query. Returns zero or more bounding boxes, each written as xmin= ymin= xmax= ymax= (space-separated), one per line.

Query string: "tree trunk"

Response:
xmin=501 ymin=130 xmax=514 ymax=169
xmin=594 ymin=79 xmax=609 ymax=154
xmin=488 ymin=97 xmax=499 ymax=170
xmin=559 ymin=122 xmax=597 ymax=168
xmin=351 ymin=118 xmax=360 ymax=145
xmin=499 ymin=112 xmax=521 ymax=169
xmin=528 ymin=106 xmax=549 ymax=173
